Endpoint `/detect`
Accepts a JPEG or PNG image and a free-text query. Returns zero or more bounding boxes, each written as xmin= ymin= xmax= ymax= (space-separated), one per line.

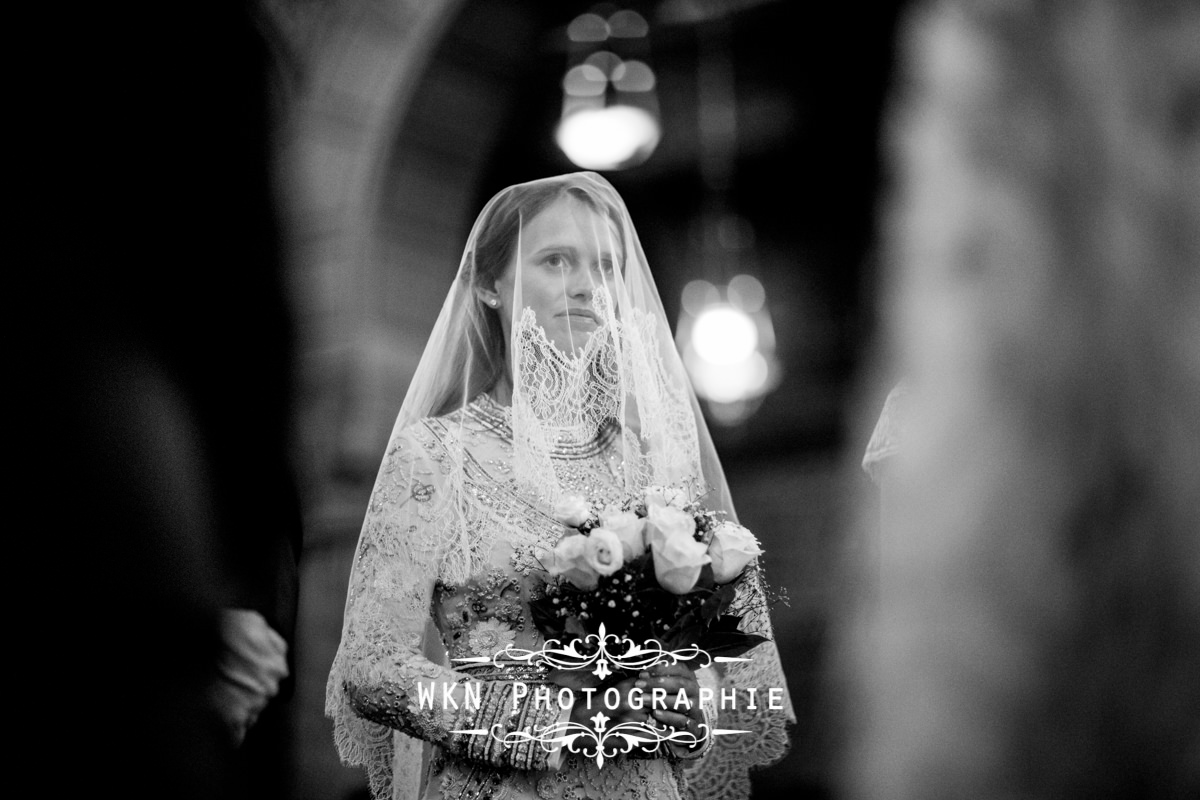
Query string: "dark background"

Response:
xmin=40 ymin=1 xmax=909 ymax=798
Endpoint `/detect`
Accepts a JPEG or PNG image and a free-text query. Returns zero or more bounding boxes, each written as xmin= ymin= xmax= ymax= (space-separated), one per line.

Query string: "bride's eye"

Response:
xmin=544 ymin=253 xmax=568 ymax=270
xmin=594 ymin=257 xmax=619 ymax=276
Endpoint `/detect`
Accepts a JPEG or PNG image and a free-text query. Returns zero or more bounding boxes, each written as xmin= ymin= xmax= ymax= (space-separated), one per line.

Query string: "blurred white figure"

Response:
xmin=846 ymin=1 xmax=1200 ymax=799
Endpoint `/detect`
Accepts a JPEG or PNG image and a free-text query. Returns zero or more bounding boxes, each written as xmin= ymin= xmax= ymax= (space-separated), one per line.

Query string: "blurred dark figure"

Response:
xmin=842 ymin=1 xmax=1200 ymax=799
xmin=39 ymin=3 xmax=301 ymax=798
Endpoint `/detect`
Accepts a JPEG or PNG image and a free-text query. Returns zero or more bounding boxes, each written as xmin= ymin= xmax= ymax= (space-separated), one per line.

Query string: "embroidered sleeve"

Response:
xmin=326 ymin=424 xmax=563 ymax=796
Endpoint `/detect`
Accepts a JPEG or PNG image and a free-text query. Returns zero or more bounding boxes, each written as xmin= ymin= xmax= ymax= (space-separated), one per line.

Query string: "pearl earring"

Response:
xmin=489 ymin=299 xmax=499 ymax=307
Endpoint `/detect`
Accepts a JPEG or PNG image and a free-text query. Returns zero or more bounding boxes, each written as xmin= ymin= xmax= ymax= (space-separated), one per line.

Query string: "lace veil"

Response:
xmin=328 ymin=172 xmax=793 ymax=798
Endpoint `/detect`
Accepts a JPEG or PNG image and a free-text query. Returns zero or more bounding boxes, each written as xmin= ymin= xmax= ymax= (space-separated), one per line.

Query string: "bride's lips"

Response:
xmin=561 ymin=308 xmax=599 ymax=325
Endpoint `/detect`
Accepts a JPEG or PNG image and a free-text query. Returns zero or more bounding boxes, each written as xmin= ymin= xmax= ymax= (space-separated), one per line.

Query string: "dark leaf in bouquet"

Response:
xmin=529 ymin=597 xmax=565 ymax=640
xmin=697 ymin=584 xmax=733 ymax=623
xmin=663 ymin=609 xmax=699 ymax=639
xmin=564 ymin=615 xmax=589 ymax=639
xmin=625 ymin=552 xmax=652 ymax=574
xmin=706 ymin=615 xmax=746 ymax=634
xmin=692 ymin=563 xmax=716 ymax=591
xmin=698 ymin=615 xmax=769 ymax=660
xmin=657 ymin=609 xmax=706 ymax=655
xmin=700 ymin=631 xmax=769 ymax=660
xmin=708 ymin=582 xmax=739 ymax=617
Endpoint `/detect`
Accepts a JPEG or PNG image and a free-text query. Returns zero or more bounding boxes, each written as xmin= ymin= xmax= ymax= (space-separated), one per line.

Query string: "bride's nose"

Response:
xmin=563 ymin=263 xmax=595 ymax=299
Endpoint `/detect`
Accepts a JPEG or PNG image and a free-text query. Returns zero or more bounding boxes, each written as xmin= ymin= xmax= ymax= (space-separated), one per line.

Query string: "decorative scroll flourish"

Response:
xmin=453 ymin=622 xmax=711 ymax=679
xmin=449 ymin=624 xmax=756 ymax=766
xmin=451 ymin=716 xmax=750 ymax=769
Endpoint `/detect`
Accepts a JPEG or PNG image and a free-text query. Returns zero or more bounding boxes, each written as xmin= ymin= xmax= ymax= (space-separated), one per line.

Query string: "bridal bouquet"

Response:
xmin=530 ymin=484 xmax=768 ymax=667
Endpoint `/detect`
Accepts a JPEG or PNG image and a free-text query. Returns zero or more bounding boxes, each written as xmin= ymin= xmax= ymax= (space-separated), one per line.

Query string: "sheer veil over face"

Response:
xmin=485 ymin=193 xmax=621 ymax=359
xmin=397 ymin=171 xmax=735 ymax=519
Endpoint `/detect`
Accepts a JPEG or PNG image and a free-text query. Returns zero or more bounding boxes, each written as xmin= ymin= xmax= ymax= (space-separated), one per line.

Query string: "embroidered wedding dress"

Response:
xmin=327 ymin=173 xmax=793 ymax=800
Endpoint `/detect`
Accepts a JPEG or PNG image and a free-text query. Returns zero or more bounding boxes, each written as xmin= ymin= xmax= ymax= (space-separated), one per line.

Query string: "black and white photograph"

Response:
xmin=46 ymin=1 xmax=1199 ymax=799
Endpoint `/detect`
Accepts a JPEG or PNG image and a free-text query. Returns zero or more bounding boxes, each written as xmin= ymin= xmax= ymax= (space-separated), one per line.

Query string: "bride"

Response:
xmin=327 ymin=172 xmax=793 ymax=799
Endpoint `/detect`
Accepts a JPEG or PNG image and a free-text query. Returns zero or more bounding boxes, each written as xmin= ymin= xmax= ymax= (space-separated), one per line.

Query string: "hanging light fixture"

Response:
xmin=674 ymin=17 xmax=780 ymax=425
xmin=556 ymin=8 xmax=661 ymax=171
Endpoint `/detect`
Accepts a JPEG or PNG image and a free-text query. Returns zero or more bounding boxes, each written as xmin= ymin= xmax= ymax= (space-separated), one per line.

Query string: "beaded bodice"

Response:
xmin=466 ymin=392 xmax=626 ymax=504
xmin=331 ymin=395 xmax=693 ymax=800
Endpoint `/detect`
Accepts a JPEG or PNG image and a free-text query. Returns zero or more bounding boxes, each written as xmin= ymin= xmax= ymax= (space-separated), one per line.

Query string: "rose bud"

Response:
xmin=553 ymin=494 xmax=592 ymax=527
xmin=645 ymin=503 xmax=697 ymax=549
xmin=598 ymin=507 xmax=648 ymax=560
xmin=583 ymin=528 xmax=625 ymax=577
xmin=651 ymin=533 xmax=711 ymax=594
xmin=708 ymin=522 xmax=764 ymax=583
xmin=548 ymin=533 xmax=599 ymax=590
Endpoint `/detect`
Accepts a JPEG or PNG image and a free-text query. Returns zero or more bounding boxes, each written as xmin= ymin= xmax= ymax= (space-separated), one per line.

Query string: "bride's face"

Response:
xmin=493 ymin=194 xmax=621 ymax=356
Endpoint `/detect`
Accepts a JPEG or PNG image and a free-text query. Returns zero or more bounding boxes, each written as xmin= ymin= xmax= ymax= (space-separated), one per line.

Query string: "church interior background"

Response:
xmin=269 ymin=1 xmax=905 ymax=797
xmin=48 ymin=0 xmax=1199 ymax=796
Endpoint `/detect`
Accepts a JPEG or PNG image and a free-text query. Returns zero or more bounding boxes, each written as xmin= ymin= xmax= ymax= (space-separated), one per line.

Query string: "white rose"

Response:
xmin=553 ymin=494 xmax=592 ymax=527
xmin=645 ymin=503 xmax=697 ymax=549
xmin=708 ymin=522 xmax=763 ymax=583
xmin=583 ymin=528 xmax=625 ymax=577
xmin=548 ymin=533 xmax=599 ymax=590
xmin=598 ymin=507 xmax=648 ymax=560
xmin=651 ymin=532 xmax=711 ymax=594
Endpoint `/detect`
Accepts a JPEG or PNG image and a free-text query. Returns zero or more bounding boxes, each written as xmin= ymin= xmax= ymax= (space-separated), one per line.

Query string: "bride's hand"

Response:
xmin=636 ymin=663 xmax=706 ymax=756
xmin=567 ymin=674 xmax=669 ymax=759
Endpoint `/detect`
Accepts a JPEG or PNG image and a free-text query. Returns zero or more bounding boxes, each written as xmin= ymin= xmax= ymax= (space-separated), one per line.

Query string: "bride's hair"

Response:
xmin=435 ymin=179 xmax=621 ymax=417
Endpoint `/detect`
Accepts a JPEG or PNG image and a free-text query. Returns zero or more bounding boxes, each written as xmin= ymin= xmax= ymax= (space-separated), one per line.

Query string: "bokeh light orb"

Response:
xmin=555 ymin=105 xmax=660 ymax=171
xmin=691 ymin=305 xmax=758 ymax=365
xmin=681 ymin=280 xmax=719 ymax=315
xmin=685 ymin=351 xmax=770 ymax=403
xmin=727 ymin=274 xmax=765 ymax=312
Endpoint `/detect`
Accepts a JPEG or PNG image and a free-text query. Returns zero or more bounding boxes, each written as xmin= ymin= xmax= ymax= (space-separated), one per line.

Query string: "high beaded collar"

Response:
xmin=467 ymin=392 xmax=618 ymax=459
